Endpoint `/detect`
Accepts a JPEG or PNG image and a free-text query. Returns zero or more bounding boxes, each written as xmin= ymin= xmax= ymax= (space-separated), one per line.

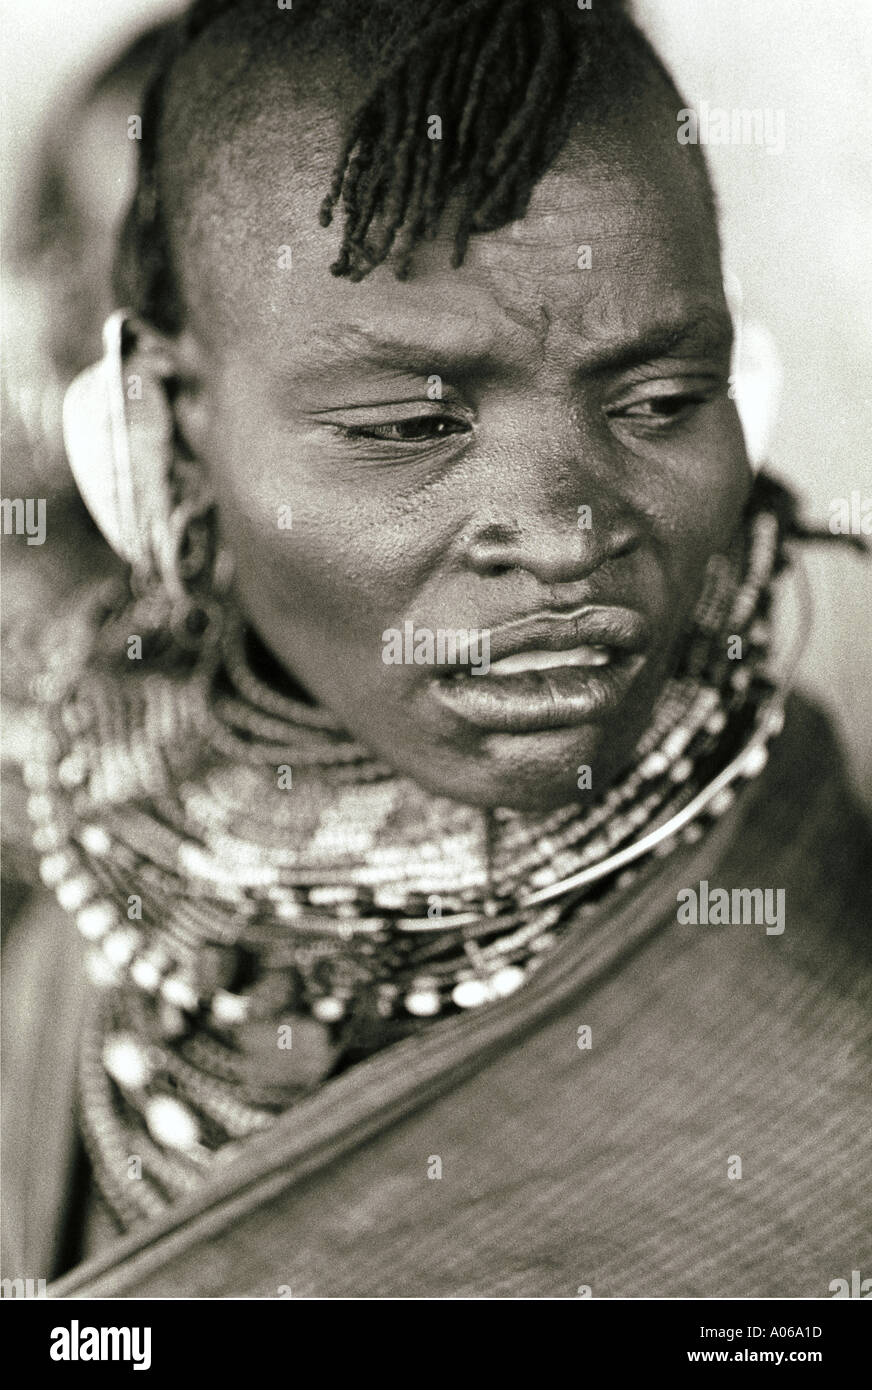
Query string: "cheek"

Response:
xmin=696 ymin=430 xmax=753 ymax=563
xmin=204 ymin=424 xmax=443 ymax=687
xmin=662 ymin=413 xmax=751 ymax=559
xmin=632 ymin=430 xmax=751 ymax=638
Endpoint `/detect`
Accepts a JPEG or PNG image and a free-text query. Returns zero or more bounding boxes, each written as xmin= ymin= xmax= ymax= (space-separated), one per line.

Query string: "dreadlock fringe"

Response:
xmin=113 ymin=0 xmax=668 ymax=312
xmin=321 ymin=0 xmax=593 ymax=280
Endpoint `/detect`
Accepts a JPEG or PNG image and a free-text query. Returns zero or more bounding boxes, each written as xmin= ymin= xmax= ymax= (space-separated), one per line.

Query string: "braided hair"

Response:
xmin=114 ymin=0 xmax=698 ymax=329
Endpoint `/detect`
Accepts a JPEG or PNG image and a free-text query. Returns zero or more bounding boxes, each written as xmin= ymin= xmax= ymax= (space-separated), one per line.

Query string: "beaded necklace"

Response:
xmin=24 ymin=483 xmax=789 ymax=1226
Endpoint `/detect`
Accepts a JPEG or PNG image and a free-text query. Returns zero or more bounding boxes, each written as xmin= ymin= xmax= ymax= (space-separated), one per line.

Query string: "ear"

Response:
xmin=62 ymin=311 xmax=210 ymax=595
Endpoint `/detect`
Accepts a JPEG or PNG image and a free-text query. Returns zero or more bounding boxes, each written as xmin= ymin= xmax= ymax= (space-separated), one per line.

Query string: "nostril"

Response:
xmin=464 ymin=520 xmax=641 ymax=584
xmin=612 ymin=533 xmax=641 ymax=561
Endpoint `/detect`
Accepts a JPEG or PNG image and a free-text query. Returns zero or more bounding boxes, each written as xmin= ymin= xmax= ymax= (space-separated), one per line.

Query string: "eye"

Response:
xmin=341 ymin=415 xmax=471 ymax=443
xmin=616 ymin=392 xmax=710 ymax=423
xmin=603 ymin=373 xmax=726 ymax=436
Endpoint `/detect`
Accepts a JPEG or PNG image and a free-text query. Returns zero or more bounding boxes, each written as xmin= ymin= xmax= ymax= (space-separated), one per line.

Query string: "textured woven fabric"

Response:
xmin=30 ymin=692 xmax=871 ymax=1297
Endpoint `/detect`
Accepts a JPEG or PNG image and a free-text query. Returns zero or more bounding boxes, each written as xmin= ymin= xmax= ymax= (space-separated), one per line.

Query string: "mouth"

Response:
xmin=429 ymin=605 xmax=651 ymax=733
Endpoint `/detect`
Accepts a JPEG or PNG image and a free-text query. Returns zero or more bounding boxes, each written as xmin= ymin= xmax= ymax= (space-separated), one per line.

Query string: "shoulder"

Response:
xmin=724 ymin=689 xmax=872 ymax=969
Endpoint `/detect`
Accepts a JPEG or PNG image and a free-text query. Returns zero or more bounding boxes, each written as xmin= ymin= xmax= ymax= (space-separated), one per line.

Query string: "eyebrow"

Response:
xmin=579 ymin=308 xmax=734 ymax=375
xmin=291 ymin=306 xmax=734 ymax=380
xmin=295 ymin=322 xmax=505 ymax=377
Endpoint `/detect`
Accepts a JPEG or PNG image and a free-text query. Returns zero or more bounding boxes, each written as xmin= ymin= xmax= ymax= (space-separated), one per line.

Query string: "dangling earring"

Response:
xmin=62 ymin=310 xmax=230 ymax=650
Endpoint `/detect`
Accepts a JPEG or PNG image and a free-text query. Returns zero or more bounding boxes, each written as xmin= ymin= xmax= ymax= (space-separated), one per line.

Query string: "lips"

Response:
xmin=485 ymin=604 xmax=649 ymax=664
xmin=430 ymin=605 xmax=650 ymax=733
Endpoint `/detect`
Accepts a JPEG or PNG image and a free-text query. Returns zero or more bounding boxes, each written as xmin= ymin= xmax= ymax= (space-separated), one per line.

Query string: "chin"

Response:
xmin=385 ymin=720 xmax=644 ymax=813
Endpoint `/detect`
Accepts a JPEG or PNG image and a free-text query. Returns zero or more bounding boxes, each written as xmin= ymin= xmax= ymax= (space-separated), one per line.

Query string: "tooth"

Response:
xmin=487 ymin=645 xmax=611 ymax=676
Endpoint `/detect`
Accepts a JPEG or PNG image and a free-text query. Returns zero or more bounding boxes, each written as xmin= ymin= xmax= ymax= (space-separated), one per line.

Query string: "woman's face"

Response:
xmin=174 ymin=117 xmax=751 ymax=811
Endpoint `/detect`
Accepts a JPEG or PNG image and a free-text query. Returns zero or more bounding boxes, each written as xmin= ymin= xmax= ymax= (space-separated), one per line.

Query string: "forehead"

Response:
xmin=180 ymin=103 xmax=724 ymax=369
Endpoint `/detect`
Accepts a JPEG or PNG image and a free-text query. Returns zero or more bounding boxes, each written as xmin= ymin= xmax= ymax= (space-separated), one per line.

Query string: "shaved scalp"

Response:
xmin=114 ymin=0 xmax=715 ymax=332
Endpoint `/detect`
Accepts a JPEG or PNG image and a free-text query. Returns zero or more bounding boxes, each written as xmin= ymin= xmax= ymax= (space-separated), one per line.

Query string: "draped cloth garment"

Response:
xmin=3 ymin=693 xmax=870 ymax=1297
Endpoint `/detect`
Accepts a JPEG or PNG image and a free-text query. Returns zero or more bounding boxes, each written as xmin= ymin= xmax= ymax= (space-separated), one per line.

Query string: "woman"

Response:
xmin=3 ymin=0 xmax=870 ymax=1298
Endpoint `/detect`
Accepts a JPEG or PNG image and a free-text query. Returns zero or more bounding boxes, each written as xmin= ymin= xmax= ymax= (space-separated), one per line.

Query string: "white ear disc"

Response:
xmin=62 ymin=310 xmax=143 ymax=568
xmin=62 ymin=310 xmax=180 ymax=587
xmin=722 ymin=271 xmax=783 ymax=469
xmin=732 ymin=320 xmax=783 ymax=469
xmin=63 ymin=356 xmax=132 ymax=564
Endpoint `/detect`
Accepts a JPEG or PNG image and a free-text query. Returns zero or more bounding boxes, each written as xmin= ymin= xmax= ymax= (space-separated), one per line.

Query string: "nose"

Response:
xmin=457 ymin=392 xmax=648 ymax=589
xmin=462 ymin=501 xmax=642 ymax=588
